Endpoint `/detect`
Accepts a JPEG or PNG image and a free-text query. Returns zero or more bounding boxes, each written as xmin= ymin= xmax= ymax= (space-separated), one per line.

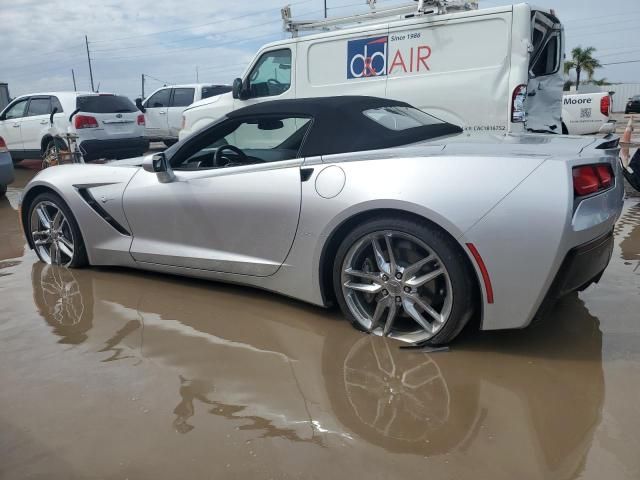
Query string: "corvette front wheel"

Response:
xmin=333 ymin=217 xmax=476 ymax=345
xmin=28 ymin=192 xmax=88 ymax=268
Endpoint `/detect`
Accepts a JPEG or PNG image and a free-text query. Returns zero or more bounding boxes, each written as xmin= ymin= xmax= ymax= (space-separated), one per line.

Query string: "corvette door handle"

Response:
xmin=300 ymin=168 xmax=314 ymax=182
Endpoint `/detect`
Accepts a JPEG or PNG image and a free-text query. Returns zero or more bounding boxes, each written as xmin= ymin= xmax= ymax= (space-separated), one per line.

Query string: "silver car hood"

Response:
xmin=105 ymin=156 xmax=145 ymax=167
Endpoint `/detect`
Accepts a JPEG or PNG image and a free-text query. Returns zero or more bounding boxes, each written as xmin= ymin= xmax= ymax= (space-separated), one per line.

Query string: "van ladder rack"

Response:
xmin=282 ymin=0 xmax=478 ymax=37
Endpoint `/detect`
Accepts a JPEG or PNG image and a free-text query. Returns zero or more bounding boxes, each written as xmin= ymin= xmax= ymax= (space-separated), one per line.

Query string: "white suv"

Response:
xmin=0 ymin=91 xmax=149 ymax=162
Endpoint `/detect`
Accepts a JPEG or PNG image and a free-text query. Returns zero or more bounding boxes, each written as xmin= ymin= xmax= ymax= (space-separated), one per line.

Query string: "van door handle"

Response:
xmin=12 ymin=124 xmax=20 ymax=128
xmin=40 ymin=120 xmax=48 ymax=124
xmin=159 ymin=111 xmax=167 ymax=115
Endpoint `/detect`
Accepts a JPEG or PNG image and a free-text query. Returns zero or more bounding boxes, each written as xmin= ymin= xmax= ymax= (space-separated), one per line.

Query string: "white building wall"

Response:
xmin=601 ymin=83 xmax=640 ymax=112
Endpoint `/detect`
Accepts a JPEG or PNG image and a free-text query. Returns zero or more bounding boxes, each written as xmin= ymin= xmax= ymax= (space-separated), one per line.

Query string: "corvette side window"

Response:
xmin=174 ymin=116 xmax=311 ymax=170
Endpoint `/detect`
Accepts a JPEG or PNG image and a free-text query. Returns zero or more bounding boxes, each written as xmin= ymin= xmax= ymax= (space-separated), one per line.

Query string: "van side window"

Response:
xmin=531 ymin=33 xmax=560 ymax=77
xmin=248 ymin=49 xmax=291 ymax=98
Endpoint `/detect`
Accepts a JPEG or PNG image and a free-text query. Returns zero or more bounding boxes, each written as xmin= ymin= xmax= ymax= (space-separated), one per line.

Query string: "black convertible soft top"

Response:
xmin=228 ymin=96 xmax=462 ymax=157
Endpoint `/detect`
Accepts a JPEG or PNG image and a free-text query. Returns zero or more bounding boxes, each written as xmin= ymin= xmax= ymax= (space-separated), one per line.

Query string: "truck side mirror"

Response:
xmin=232 ymin=78 xmax=249 ymax=100
xmin=135 ymin=98 xmax=146 ymax=113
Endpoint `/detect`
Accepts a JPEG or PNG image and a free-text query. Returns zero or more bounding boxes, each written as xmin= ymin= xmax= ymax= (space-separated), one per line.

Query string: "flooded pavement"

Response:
xmin=1 ymin=168 xmax=639 ymax=480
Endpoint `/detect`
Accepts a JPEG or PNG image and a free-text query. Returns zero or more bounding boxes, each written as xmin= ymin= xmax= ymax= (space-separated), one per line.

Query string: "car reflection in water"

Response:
xmin=30 ymin=246 xmax=609 ymax=479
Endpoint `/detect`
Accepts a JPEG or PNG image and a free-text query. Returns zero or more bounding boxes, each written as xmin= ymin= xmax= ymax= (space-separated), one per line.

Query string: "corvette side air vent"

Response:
xmin=77 ymin=188 xmax=131 ymax=236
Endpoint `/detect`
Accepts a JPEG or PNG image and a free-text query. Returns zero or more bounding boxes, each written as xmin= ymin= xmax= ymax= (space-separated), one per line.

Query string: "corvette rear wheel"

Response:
xmin=333 ymin=217 xmax=475 ymax=345
xmin=28 ymin=192 xmax=88 ymax=268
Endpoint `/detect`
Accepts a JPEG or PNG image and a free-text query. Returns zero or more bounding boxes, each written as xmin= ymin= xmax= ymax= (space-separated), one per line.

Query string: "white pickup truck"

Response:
xmin=561 ymin=92 xmax=615 ymax=135
xmin=136 ymin=84 xmax=231 ymax=146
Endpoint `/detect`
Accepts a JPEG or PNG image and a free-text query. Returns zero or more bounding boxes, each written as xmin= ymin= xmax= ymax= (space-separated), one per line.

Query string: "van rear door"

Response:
xmin=525 ymin=10 xmax=563 ymax=133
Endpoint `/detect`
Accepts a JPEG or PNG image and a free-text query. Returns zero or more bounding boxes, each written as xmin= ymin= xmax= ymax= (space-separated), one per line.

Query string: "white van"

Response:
xmin=180 ymin=2 xmax=564 ymax=139
xmin=138 ymin=84 xmax=231 ymax=146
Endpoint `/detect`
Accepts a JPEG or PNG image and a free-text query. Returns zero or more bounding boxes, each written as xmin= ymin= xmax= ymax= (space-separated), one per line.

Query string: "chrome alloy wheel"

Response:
xmin=30 ymin=201 xmax=75 ymax=266
xmin=341 ymin=230 xmax=453 ymax=343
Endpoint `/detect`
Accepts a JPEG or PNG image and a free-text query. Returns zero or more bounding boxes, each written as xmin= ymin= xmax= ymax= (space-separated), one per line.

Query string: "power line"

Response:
xmin=602 ymin=59 xmax=640 ymax=66
xmin=94 ymin=30 xmax=282 ymax=62
xmin=89 ymin=0 xmax=312 ymax=45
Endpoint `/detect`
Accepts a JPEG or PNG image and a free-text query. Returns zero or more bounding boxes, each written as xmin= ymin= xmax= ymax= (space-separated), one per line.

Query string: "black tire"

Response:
xmin=27 ymin=191 xmax=89 ymax=268
xmin=562 ymin=122 xmax=568 ymax=135
xmin=164 ymin=139 xmax=178 ymax=148
xmin=332 ymin=216 xmax=476 ymax=345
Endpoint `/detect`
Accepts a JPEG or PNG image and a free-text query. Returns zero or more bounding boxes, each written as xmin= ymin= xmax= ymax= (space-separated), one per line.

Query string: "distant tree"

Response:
xmin=563 ymin=79 xmax=574 ymax=91
xmin=589 ymin=77 xmax=611 ymax=86
xmin=564 ymin=46 xmax=602 ymax=90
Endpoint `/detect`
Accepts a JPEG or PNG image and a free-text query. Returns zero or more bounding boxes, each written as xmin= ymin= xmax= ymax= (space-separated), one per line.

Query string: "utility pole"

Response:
xmin=141 ymin=73 xmax=145 ymax=98
xmin=85 ymin=35 xmax=95 ymax=92
xmin=71 ymin=69 xmax=77 ymax=91
xmin=324 ymin=0 xmax=327 ymax=18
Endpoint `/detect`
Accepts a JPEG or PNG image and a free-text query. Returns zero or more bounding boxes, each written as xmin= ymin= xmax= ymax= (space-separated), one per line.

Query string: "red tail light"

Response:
xmin=511 ymin=84 xmax=527 ymax=123
xmin=600 ymin=95 xmax=610 ymax=116
xmin=573 ymin=164 xmax=614 ymax=196
xmin=74 ymin=115 xmax=98 ymax=129
xmin=137 ymin=114 xmax=145 ymax=126
xmin=0 ymin=136 xmax=7 ymax=153
xmin=595 ymin=164 xmax=613 ymax=188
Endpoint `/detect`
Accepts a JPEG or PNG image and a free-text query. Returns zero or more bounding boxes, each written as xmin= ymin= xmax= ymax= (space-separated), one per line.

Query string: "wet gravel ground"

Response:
xmin=1 ymin=167 xmax=639 ymax=480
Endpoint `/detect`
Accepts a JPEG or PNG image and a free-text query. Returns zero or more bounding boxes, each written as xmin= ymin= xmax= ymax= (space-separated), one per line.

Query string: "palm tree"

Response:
xmin=564 ymin=46 xmax=602 ymax=90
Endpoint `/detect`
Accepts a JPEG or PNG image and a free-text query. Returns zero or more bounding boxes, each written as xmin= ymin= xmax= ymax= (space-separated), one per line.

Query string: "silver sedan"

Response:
xmin=19 ymin=96 xmax=625 ymax=345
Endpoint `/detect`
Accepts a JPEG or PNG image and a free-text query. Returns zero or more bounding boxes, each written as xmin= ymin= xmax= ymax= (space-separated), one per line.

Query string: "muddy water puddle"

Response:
xmin=1 ymin=168 xmax=639 ymax=479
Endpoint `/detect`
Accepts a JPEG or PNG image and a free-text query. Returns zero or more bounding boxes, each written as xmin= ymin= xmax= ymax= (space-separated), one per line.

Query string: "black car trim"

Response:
xmin=77 ymin=187 xmax=131 ymax=236
xmin=534 ymin=230 xmax=614 ymax=320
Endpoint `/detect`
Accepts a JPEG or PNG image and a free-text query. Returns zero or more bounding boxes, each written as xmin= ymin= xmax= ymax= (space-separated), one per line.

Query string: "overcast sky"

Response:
xmin=2 ymin=0 xmax=639 ymax=100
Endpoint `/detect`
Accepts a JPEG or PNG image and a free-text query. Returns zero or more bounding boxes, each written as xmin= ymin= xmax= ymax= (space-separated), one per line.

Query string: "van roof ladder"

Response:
xmin=282 ymin=0 xmax=479 ymax=37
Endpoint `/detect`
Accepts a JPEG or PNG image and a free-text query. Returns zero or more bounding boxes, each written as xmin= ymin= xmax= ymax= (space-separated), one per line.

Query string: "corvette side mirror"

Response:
xmin=142 ymin=152 xmax=175 ymax=183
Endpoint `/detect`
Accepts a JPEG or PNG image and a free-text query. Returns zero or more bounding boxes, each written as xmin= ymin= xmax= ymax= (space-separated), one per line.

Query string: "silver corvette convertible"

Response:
xmin=20 ymin=96 xmax=624 ymax=345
